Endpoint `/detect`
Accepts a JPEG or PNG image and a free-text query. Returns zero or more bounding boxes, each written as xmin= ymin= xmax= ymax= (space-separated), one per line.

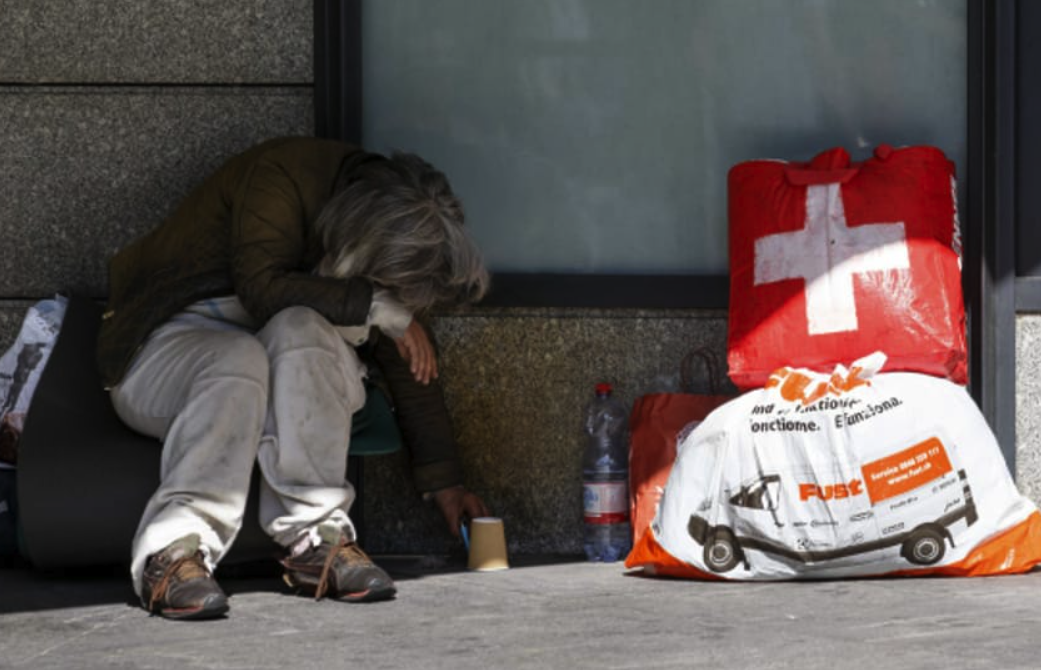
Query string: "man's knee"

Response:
xmin=260 ymin=306 xmax=366 ymax=410
xmin=260 ymin=306 xmax=341 ymax=352
xmin=268 ymin=305 xmax=330 ymax=330
xmin=200 ymin=334 xmax=270 ymax=389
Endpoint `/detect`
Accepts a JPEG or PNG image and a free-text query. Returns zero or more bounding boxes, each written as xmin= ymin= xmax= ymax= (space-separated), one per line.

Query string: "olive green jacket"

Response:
xmin=97 ymin=137 xmax=463 ymax=493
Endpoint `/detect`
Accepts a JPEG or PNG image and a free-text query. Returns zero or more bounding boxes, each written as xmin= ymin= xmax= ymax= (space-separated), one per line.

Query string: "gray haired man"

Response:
xmin=98 ymin=137 xmax=491 ymax=619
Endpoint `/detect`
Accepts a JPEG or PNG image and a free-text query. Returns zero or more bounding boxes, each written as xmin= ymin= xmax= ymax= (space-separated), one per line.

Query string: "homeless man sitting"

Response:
xmin=96 ymin=137 xmax=491 ymax=620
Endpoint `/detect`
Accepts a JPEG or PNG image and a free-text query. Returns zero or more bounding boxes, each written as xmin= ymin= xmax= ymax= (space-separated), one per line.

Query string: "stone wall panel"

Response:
xmin=0 ymin=0 xmax=311 ymax=83
xmin=0 ymin=88 xmax=312 ymax=296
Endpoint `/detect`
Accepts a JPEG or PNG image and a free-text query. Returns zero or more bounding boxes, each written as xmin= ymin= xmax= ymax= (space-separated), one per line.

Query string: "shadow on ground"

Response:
xmin=0 ymin=552 xmax=585 ymax=615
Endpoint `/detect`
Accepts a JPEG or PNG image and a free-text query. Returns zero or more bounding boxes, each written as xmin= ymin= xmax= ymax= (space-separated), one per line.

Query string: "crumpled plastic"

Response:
xmin=0 ymin=295 xmax=67 ymax=467
xmin=626 ymin=352 xmax=1041 ymax=580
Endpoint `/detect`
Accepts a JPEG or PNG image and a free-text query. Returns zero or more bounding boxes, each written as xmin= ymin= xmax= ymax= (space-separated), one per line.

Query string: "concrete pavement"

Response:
xmin=2 ymin=555 xmax=1041 ymax=670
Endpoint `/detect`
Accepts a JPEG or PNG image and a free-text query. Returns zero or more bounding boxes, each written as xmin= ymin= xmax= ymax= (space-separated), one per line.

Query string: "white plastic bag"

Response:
xmin=0 ymin=296 xmax=67 ymax=467
xmin=626 ymin=352 xmax=1041 ymax=579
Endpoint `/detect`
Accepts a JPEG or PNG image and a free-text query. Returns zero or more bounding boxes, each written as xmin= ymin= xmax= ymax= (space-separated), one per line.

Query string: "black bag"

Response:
xmin=0 ymin=468 xmax=16 ymax=556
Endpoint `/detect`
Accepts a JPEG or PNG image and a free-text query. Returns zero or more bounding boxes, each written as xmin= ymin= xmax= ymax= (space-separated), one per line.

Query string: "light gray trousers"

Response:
xmin=111 ymin=306 xmax=366 ymax=595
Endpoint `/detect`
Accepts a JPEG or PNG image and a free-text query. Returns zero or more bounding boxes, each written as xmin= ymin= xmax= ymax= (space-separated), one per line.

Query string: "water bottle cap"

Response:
xmin=595 ymin=382 xmax=613 ymax=396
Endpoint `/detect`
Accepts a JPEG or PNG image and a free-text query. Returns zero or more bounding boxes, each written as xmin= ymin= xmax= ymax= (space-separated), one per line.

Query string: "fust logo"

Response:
xmin=766 ymin=366 xmax=871 ymax=406
xmin=799 ymin=479 xmax=864 ymax=502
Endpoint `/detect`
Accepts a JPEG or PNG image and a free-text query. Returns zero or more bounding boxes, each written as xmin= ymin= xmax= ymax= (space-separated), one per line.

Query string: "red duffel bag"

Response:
xmin=727 ymin=144 xmax=966 ymax=390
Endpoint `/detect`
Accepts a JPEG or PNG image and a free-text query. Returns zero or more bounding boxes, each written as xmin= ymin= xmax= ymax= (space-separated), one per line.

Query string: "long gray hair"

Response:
xmin=314 ymin=152 xmax=489 ymax=313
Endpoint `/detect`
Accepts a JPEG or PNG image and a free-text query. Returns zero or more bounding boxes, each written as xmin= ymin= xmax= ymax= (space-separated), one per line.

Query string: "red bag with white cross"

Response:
xmin=727 ymin=145 xmax=966 ymax=390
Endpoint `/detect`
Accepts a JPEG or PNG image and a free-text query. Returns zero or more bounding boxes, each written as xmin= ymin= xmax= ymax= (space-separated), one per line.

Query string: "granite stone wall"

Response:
xmin=364 ymin=307 xmax=733 ymax=556
xmin=0 ymin=1 xmax=314 ymax=304
xmin=1016 ymin=315 xmax=1041 ymax=505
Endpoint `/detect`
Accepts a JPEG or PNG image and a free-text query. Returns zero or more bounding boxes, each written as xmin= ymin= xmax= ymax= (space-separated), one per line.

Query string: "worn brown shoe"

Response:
xmin=140 ymin=535 xmax=229 ymax=620
xmin=281 ymin=537 xmax=396 ymax=603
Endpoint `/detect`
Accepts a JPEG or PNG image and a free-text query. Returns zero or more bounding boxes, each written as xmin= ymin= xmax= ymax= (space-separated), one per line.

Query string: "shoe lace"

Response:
xmin=312 ymin=538 xmax=372 ymax=601
xmin=314 ymin=536 xmax=349 ymax=601
xmin=148 ymin=554 xmax=208 ymax=612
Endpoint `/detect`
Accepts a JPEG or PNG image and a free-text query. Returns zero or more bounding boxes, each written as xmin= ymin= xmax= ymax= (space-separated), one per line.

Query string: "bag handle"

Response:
xmin=680 ymin=347 xmax=725 ymax=395
xmin=784 ymin=146 xmax=859 ymax=185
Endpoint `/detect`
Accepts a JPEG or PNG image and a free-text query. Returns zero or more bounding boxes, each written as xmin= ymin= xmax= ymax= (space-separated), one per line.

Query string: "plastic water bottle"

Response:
xmin=582 ymin=382 xmax=632 ymax=562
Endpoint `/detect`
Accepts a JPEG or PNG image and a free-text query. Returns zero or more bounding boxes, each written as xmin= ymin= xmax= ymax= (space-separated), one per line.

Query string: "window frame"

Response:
xmin=965 ymin=0 xmax=1016 ymax=467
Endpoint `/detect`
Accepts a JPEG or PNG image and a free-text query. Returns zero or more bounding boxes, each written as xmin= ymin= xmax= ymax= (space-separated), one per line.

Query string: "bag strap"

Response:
xmin=680 ymin=347 xmax=725 ymax=395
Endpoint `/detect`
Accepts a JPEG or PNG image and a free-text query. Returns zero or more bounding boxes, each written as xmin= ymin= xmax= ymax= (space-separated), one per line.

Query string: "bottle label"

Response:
xmin=583 ymin=482 xmax=629 ymax=524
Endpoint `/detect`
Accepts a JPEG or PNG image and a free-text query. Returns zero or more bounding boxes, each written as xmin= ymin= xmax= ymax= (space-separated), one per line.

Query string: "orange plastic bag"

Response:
xmin=629 ymin=350 xmax=734 ymax=546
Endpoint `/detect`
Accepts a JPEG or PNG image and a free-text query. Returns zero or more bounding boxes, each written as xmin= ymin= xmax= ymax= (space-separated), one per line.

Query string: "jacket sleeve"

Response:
xmin=229 ymin=158 xmax=373 ymax=326
xmin=370 ymin=327 xmax=464 ymax=495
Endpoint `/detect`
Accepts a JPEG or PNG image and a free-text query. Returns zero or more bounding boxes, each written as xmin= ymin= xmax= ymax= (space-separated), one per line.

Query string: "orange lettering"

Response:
xmin=830 ymin=365 xmax=870 ymax=394
xmin=765 ymin=367 xmax=792 ymax=389
xmin=779 ymin=373 xmax=824 ymax=404
xmin=798 ymin=479 xmax=865 ymax=503
xmin=768 ymin=366 xmax=873 ymax=406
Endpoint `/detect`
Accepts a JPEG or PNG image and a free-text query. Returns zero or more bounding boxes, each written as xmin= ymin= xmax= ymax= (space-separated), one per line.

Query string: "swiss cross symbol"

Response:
xmin=754 ymin=183 xmax=910 ymax=335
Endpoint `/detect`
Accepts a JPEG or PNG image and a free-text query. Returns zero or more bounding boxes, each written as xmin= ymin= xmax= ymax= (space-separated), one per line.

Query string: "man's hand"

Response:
xmin=394 ymin=320 xmax=438 ymax=385
xmin=432 ymin=486 xmax=491 ymax=539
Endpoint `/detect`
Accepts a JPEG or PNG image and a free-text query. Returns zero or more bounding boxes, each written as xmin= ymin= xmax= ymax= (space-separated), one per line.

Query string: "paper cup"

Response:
xmin=467 ymin=517 xmax=509 ymax=571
